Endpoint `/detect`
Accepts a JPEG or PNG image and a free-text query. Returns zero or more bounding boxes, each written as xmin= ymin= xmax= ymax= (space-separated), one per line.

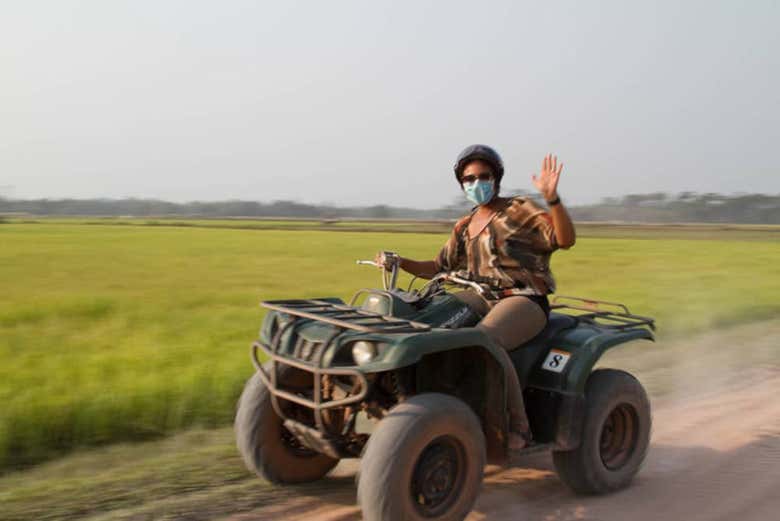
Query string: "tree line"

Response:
xmin=1 ymin=192 xmax=778 ymax=224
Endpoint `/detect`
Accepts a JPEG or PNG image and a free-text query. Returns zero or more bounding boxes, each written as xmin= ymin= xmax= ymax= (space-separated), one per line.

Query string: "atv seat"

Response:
xmin=510 ymin=312 xmax=578 ymax=386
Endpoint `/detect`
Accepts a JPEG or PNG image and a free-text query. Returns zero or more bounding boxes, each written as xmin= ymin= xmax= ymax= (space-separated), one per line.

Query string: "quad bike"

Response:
xmin=235 ymin=254 xmax=655 ymax=521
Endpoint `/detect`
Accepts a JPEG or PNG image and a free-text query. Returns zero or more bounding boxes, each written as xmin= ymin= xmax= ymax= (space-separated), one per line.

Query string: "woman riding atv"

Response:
xmin=376 ymin=144 xmax=576 ymax=450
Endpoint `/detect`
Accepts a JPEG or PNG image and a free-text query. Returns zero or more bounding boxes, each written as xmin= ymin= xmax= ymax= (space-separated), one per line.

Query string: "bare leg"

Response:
xmin=452 ymin=289 xmax=490 ymax=317
xmin=477 ymin=296 xmax=547 ymax=438
xmin=478 ymin=296 xmax=548 ymax=352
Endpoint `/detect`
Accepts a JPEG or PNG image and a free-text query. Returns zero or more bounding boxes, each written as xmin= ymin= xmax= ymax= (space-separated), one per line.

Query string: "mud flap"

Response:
xmin=554 ymin=393 xmax=586 ymax=450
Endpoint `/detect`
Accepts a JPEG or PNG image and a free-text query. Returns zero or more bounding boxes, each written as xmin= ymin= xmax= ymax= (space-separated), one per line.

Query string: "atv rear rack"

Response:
xmin=551 ymin=295 xmax=656 ymax=331
xmin=261 ymin=299 xmax=431 ymax=334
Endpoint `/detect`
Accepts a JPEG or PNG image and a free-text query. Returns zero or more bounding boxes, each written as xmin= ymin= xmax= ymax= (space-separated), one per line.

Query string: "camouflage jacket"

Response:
xmin=434 ymin=196 xmax=559 ymax=295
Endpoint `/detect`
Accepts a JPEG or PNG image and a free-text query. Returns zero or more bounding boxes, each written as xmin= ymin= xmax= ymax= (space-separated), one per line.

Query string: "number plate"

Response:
xmin=542 ymin=349 xmax=571 ymax=373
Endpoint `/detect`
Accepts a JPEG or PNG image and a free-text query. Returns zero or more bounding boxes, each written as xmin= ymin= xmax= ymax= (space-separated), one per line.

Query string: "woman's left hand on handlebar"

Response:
xmin=373 ymin=251 xmax=400 ymax=270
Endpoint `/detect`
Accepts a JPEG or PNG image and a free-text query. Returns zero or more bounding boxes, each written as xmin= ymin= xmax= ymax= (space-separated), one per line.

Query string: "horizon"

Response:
xmin=2 ymin=189 xmax=779 ymax=209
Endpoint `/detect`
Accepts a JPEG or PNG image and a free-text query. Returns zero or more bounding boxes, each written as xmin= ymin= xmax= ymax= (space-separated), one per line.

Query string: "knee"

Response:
xmin=476 ymin=323 xmax=512 ymax=352
xmin=454 ymin=290 xmax=489 ymax=316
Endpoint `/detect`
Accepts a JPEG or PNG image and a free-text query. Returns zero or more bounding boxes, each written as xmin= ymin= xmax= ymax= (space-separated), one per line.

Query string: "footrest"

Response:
xmin=505 ymin=442 xmax=553 ymax=466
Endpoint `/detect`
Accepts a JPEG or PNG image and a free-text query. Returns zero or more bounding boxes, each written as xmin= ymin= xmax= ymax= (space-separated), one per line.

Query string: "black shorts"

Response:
xmin=525 ymin=294 xmax=551 ymax=317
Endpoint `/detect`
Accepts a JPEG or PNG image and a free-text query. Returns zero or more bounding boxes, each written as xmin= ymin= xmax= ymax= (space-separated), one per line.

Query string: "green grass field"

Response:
xmin=1 ymin=221 xmax=778 ymax=471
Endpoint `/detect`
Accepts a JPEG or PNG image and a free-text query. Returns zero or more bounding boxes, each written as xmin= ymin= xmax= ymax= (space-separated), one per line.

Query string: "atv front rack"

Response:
xmin=262 ymin=299 xmax=431 ymax=334
xmin=551 ymin=295 xmax=656 ymax=331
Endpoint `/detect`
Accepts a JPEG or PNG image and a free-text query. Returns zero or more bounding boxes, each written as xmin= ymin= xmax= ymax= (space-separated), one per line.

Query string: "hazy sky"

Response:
xmin=2 ymin=1 xmax=778 ymax=207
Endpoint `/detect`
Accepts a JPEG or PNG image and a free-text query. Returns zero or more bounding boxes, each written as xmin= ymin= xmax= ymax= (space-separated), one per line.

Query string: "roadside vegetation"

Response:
xmin=4 ymin=215 xmax=780 ymax=240
xmin=1 ymin=221 xmax=778 ymax=472
xmin=2 ymin=191 xmax=780 ymax=222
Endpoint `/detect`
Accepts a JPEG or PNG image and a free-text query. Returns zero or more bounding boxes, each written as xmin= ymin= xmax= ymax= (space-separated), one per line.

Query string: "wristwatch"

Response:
xmin=547 ymin=195 xmax=561 ymax=206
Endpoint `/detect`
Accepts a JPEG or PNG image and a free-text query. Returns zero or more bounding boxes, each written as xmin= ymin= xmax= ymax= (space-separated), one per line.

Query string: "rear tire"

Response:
xmin=235 ymin=365 xmax=339 ymax=484
xmin=357 ymin=393 xmax=486 ymax=521
xmin=552 ymin=369 xmax=651 ymax=494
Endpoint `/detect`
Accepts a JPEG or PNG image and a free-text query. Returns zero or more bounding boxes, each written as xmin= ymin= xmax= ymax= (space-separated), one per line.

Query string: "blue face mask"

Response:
xmin=463 ymin=179 xmax=495 ymax=205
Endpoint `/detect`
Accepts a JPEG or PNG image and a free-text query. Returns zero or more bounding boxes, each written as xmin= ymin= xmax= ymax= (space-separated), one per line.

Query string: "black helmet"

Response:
xmin=453 ymin=144 xmax=504 ymax=184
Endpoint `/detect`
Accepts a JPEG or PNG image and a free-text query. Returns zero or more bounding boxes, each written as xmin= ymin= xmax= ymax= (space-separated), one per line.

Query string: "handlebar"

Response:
xmin=357 ymin=255 xmax=488 ymax=296
xmin=356 ymin=257 xmax=398 ymax=291
xmin=433 ymin=272 xmax=487 ymax=295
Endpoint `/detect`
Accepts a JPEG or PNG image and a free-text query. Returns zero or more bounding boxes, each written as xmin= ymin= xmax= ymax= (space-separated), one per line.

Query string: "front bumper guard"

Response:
xmin=252 ymin=340 xmax=369 ymax=414
xmin=251 ymin=315 xmax=369 ymax=433
xmin=251 ymin=298 xmax=431 ymax=445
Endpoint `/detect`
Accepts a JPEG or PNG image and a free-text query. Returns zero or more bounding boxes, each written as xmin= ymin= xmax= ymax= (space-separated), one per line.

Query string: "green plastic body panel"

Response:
xmin=259 ymin=290 xmax=654 ymax=397
xmin=517 ymin=323 xmax=654 ymax=395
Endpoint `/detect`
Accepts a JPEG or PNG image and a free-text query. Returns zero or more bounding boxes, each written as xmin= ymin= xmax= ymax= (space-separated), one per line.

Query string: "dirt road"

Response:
xmin=226 ymin=321 xmax=780 ymax=521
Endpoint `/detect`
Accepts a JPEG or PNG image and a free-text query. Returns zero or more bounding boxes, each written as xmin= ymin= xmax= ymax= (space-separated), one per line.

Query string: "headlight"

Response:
xmin=352 ymin=341 xmax=378 ymax=366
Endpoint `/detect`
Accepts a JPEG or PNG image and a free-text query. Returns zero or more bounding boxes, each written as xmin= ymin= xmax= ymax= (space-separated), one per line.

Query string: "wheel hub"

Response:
xmin=411 ymin=436 xmax=464 ymax=516
xmin=599 ymin=403 xmax=638 ymax=470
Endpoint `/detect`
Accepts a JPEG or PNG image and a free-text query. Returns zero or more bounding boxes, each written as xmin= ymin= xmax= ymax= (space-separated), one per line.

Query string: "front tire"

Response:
xmin=357 ymin=393 xmax=486 ymax=521
xmin=235 ymin=365 xmax=339 ymax=484
xmin=552 ymin=369 xmax=651 ymax=494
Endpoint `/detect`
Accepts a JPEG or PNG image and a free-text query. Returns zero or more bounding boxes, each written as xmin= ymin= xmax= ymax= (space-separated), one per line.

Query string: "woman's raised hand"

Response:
xmin=531 ymin=153 xmax=563 ymax=201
